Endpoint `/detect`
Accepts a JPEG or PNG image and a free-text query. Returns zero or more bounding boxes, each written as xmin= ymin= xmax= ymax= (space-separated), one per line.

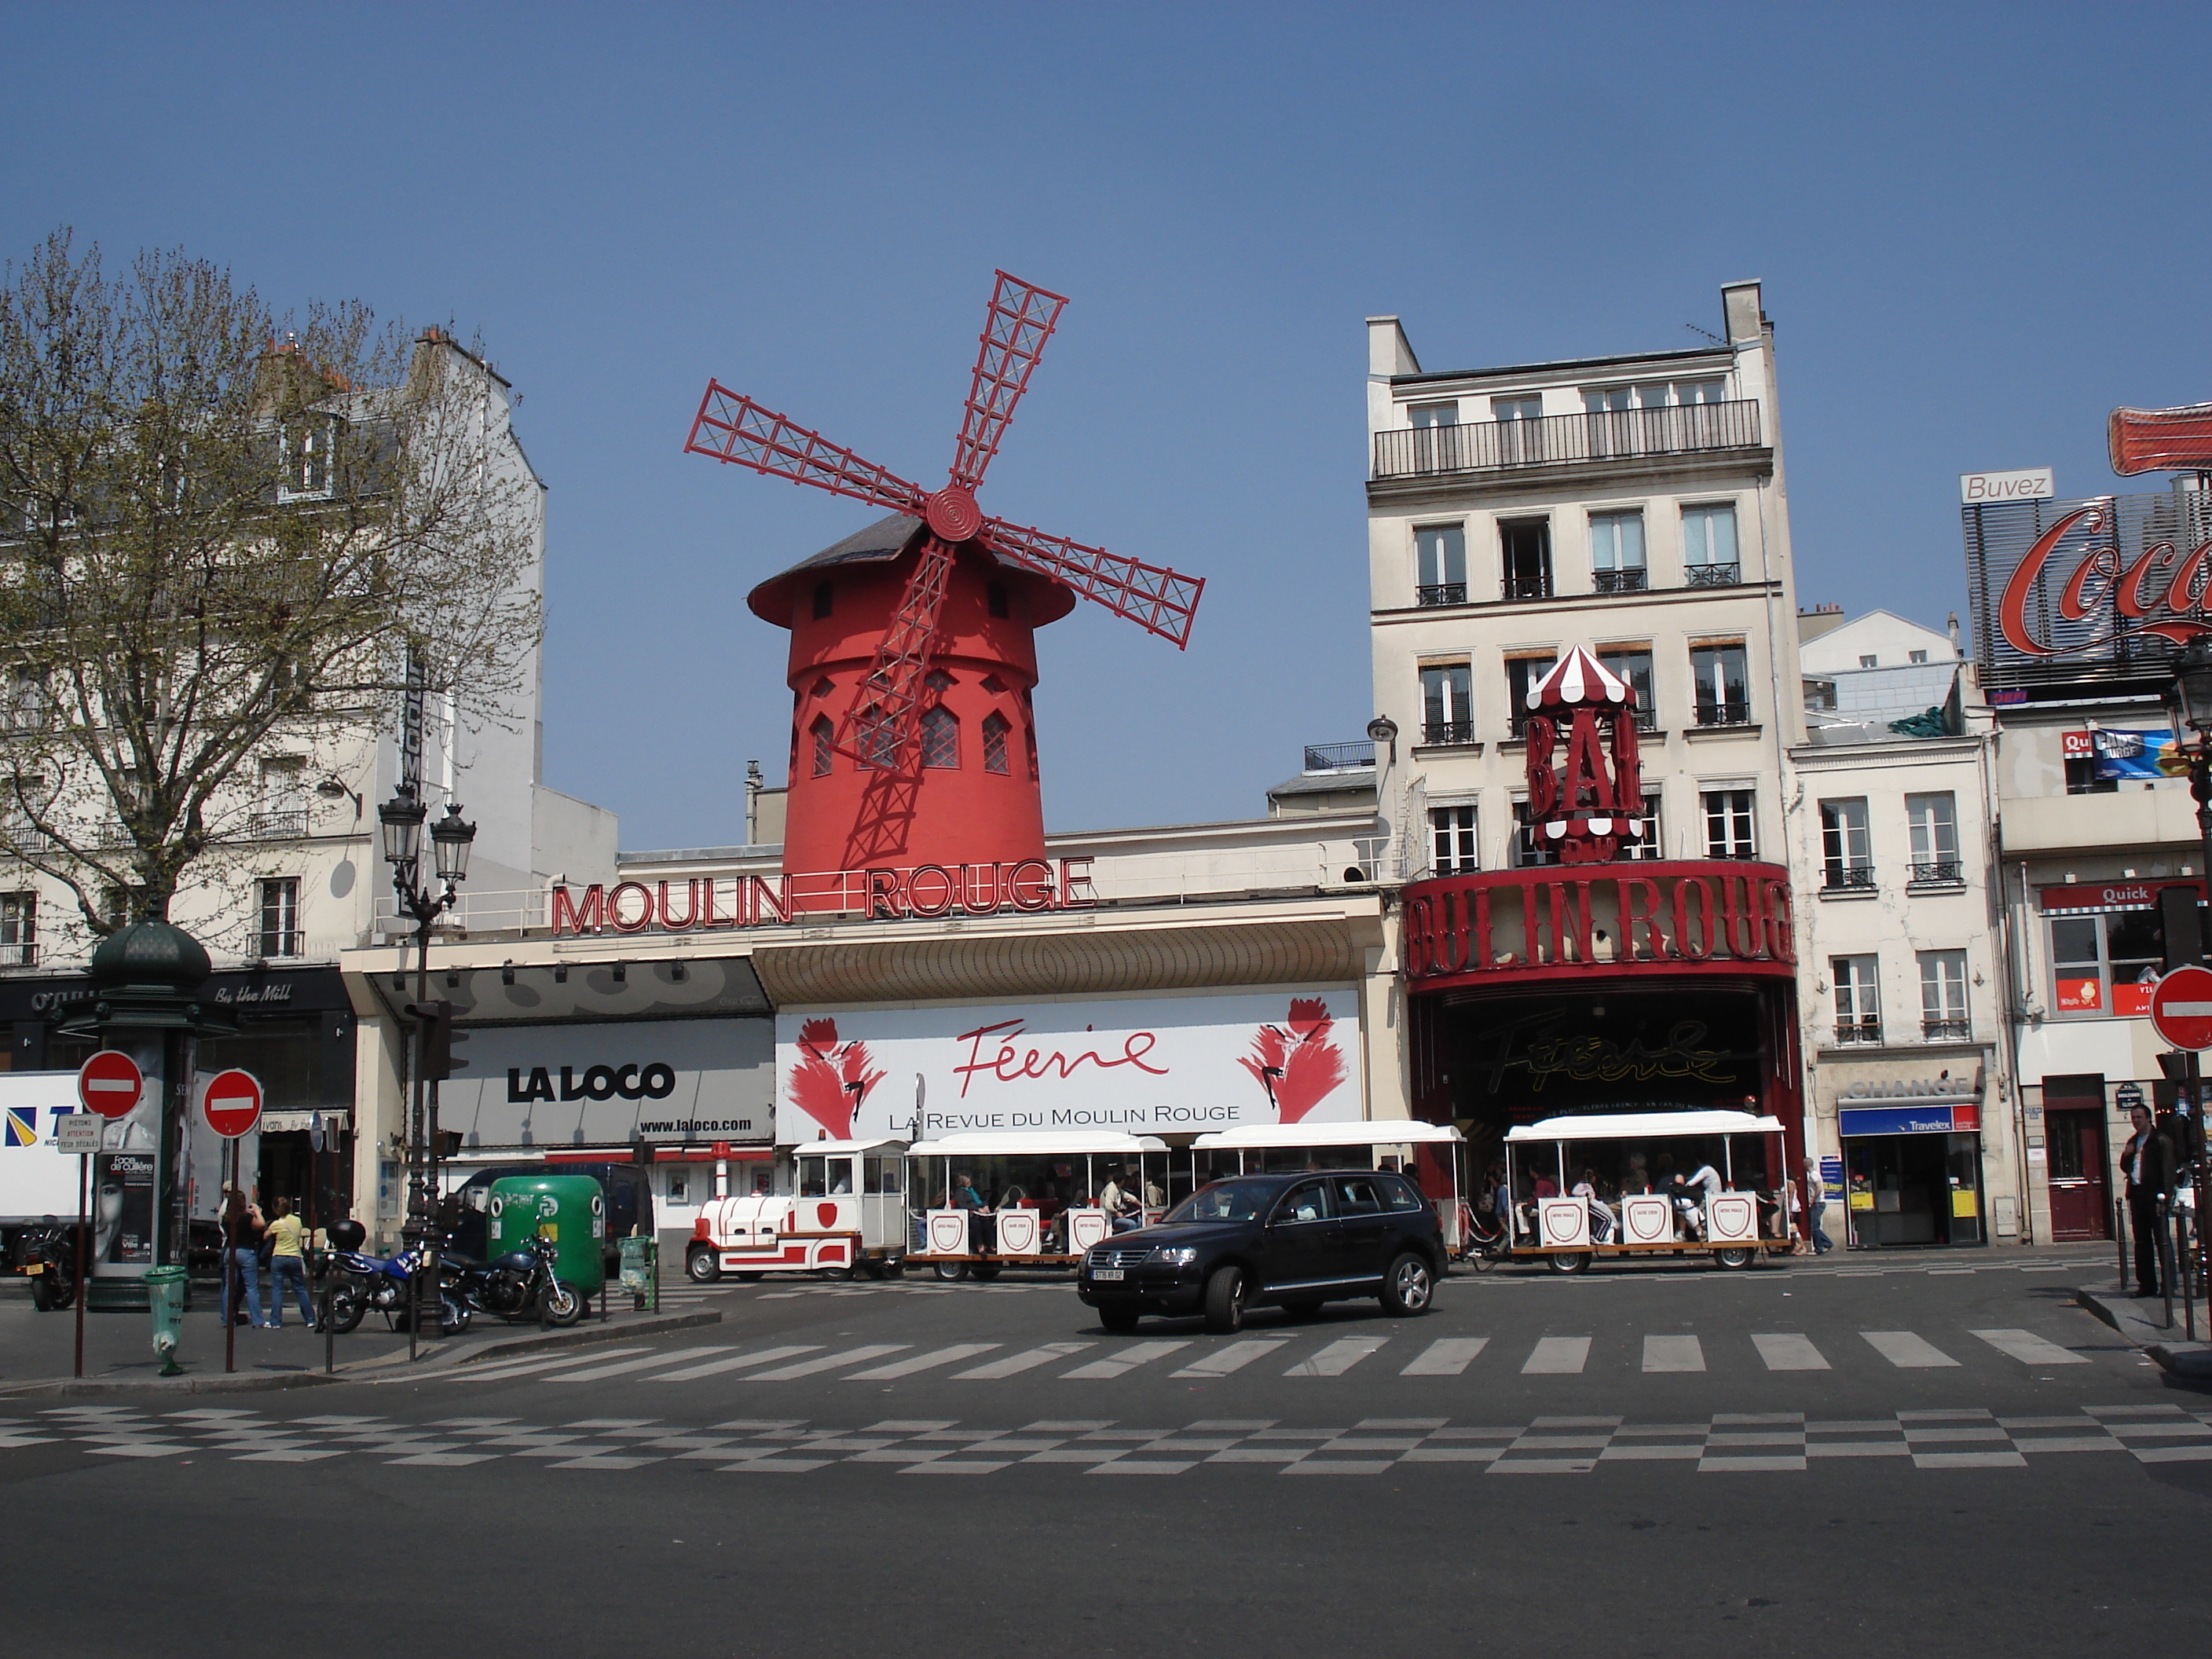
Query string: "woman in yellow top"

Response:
xmin=263 ymin=1197 xmax=315 ymax=1329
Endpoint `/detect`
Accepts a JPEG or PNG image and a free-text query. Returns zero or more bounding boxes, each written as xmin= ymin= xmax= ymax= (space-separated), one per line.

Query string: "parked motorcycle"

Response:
xmin=322 ymin=1245 xmax=471 ymax=1336
xmin=444 ymin=1233 xmax=584 ymax=1328
xmin=19 ymin=1216 xmax=79 ymax=1311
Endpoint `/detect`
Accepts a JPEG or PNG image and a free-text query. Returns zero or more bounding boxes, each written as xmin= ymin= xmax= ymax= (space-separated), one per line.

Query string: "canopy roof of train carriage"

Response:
xmin=1504 ymin=1110 xmax=1783 ymax=1144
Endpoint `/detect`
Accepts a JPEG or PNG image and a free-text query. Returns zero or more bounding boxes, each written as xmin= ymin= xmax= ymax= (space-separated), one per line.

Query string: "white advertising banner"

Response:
xmin=775 ymin=987 xmax=1361 ymax=1143
xmin=438 ymin=1017 xmax=774 ymax=1148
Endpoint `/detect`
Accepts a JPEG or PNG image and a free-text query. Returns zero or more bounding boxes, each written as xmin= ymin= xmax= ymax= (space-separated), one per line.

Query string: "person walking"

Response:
xmin=263 ymin=1196 xmax=316 ymax=1328
xmin=2121 ymin=1104 xmax=2173 ymax=1298
xmin=1803 ymin=1158 xmax=1832 ymax=1255
xmin=222 ymin=1186 xmax=269 ymax=1328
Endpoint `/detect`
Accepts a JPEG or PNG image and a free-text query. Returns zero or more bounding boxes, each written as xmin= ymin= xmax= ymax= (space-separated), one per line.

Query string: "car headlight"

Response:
xmin=1145 ymin=1245 xmax=1199 ymax=1266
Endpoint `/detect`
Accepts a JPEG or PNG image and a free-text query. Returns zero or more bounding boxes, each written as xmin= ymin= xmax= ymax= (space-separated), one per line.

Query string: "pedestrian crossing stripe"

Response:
xmin=3 ymin=1108 xmax=34 ymax=1146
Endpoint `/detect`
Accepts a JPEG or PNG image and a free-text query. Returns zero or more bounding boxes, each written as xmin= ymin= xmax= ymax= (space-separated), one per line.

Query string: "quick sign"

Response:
xmin=434 ymin=1017 xmax=774 ymax=1149
xmin=776 ymin=987 xmax=1361 ymax=1143
xmin=1959 ymin=467 xmax=2055 ymax=505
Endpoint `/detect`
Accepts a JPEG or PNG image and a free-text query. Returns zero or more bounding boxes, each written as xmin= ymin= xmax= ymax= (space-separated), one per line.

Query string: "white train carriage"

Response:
xmin=906 ymin=1130 xmax=1170 ymax=1280
xmin=1501 ymin=1110 xmax=1795 ymax=1273
xmin=683 ymin=1137 xmax=910 ymax=1282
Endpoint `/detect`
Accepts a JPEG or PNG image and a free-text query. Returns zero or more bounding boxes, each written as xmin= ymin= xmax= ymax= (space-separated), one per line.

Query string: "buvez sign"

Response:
xmin=551 ymin=859 xmax=1099 ymax=936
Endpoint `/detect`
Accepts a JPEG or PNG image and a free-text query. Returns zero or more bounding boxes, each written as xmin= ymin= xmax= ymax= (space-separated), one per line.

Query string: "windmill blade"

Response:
xmin=982 ymin=517 xmax=1205 ymax=649
xmin=839 ymin=533 xmax=958 ymax=775
xmin=686 ymin=382 xmax=926 ymax=515
xmin=949 ymin=273 xmax=1070 ymax=493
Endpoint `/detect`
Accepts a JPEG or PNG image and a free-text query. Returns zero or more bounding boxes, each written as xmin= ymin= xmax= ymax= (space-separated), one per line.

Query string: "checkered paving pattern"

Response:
xmin=7 ymin=1403 xmax=2208 ymax=1476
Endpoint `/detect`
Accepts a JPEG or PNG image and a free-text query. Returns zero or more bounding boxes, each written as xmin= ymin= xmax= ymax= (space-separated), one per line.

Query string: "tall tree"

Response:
xmin=0 ymin=230 xmax=542 ymax=936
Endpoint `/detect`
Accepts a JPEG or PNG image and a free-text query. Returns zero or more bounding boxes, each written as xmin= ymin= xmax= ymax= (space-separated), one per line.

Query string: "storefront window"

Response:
xmin=2050 ymin=911 xmax=2163 ymax=1017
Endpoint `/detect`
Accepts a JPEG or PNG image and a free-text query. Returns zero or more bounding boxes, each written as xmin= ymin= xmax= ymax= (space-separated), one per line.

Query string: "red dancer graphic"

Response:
xmin=787 ymin=1017 xmax=884 ymax=1139
xmin=1239 ymin=998 xmax=1349 ymax=1124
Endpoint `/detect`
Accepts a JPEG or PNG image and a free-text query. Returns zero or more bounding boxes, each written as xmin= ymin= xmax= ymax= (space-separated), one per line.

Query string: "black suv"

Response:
xmin=1076 ymin=1170 xmax=1445 ymax=1335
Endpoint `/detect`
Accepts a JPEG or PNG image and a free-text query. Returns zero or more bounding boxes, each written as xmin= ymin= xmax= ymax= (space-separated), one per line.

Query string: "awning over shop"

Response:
xmin=1193 ymin=1121 xmax=1463 ymax=1151
xmin=906 ymin=1130 xmax=1168 ymax=1159
xmin=1504 ymin=1110 xmax=1782 ymax=1144
xmin=2038 ymin=878 xmax=2203 ymax=917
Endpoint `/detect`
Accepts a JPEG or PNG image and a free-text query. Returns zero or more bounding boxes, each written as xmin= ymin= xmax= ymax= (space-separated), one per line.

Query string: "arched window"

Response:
xmin=921 ymin=706 xmax=959 ymax=769
xmin=810 ymin=715 xmax=834 ymax=778
xmin=981 ymin=712 xmax=1010 ymax=775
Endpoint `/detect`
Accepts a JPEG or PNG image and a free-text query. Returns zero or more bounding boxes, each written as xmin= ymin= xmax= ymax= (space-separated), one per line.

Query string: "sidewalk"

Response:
xmin=0 ymin=1276 xmax=723 ymax=1397
xmin=2075 ymin=1280 xmax=2212 ymax=1379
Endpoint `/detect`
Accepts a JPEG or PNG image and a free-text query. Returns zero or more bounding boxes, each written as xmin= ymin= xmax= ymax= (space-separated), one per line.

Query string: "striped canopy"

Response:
xmin=1526 ymin=646 xmax=1632 ymax=710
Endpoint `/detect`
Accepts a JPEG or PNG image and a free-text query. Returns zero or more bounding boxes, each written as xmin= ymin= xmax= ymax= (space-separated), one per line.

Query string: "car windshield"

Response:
xmin=1164 ymin=1181 xmax=1275 ymax=1223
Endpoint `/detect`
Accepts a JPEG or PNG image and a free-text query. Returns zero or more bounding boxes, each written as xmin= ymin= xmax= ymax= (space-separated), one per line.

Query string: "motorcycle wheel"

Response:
xmin=325 ymin=1284 xmax=368 ymax=1335
xmin=30 ymin=1274 xmax=71 ymax=1311
xmin=439 ymin=1296 xmax=473 ymax=1336
xmin=543 ymin=1281 xmax=584 ymax=1328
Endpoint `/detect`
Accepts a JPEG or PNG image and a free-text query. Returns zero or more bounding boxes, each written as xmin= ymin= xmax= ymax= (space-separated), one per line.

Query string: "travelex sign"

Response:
xmin=550 ymin=859 xmax=1098 ymax=935
xmin=775 ymin=988 xmax=1360 ymax=1143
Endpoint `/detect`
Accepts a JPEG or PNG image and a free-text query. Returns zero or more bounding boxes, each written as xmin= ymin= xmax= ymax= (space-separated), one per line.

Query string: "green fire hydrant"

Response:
xmin=145 ymin=1265 xmax=188 ymax=1377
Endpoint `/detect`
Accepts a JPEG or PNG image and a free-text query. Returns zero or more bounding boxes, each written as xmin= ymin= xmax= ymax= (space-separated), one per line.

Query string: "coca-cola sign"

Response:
xmin=1968 ymin=487 xmax=2212 ymax=689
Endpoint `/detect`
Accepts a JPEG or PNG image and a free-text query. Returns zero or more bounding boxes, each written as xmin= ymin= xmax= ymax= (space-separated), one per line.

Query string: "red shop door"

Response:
xmin=2044 ymin=1108 xmax=2111 ymax=1241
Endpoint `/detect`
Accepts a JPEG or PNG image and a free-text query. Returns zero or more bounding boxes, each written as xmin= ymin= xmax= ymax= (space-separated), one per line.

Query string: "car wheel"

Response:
xmin=1202 ymin=1265 xmax=1247 ymax=1335
xmin=1099 ymin=1305 xmax=1141 ymax=1334
xmin=1715 ymin=1247 xmax=1754 ymax=1270
xmin=934 ymin=1261 xmax=968 ymax=1282
xmin=685 ymin=1245 xmax=721 ymax=1284
xmin=1279 ymin=1298 xmax=1325 ymax=1321
xmin=1381 ymin=1253 xmax=1434 ymax=1316
xmin=1548 ymin=1251 xmax=1590 ymax=1276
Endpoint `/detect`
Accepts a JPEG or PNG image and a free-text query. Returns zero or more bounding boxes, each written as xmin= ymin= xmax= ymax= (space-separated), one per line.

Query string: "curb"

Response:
xmin=2075 ymin=1285 xmax=2212 ymax=1378
xmin=0 ymin=1369 xmax=343 ymax=1399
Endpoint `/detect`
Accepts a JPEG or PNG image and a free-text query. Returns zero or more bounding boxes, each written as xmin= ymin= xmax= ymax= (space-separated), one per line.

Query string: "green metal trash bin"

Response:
xmin=488 ymin=1174 xmax=606 ymax=1298
xmin=618 ymin=1235 xmax=658 ymax=1312
xmin=145 ymin=1264 xmax=187 ymax=1376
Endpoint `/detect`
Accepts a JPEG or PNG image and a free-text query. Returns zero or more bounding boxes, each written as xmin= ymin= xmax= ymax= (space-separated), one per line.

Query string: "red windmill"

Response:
xmin=686 ymin=273 xmax=1205 ymax=881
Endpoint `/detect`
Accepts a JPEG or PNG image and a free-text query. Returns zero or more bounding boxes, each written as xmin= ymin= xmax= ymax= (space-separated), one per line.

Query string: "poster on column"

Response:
xmin=775 ymin=987 xmax=1362 ymax=1144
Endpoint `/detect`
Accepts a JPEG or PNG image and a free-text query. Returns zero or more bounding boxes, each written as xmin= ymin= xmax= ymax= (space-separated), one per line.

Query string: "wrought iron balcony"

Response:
xmin=0 ymin=940 xmax=35 ymax=968
xmin=1822 ymin=864 xmax=1877 ymax=893
xmin=1909 ymin=860 xmax=1965 ymax=886
xmin=1833 ymin=1017 xmax=1884 ymax=1046
xmin=1502 ymin=573 xmax=1553 ymax=601
xmin=1594 ymin=568 xmax=1648 ymax=594
xmin=1423 ymin=720 xmax=1476 ymax=747
xmin=1694 ymin=701 xmax=1752 ymax=728
xmin=248 ymin=809 xmax=309 ymax=840
xmin=1684 ymin=562 xmax=1742 ymax=588
xmin=1372 ymin=399 xmax=1764 ymax=481
xmin=251 ymin=928 xmax=303 ymax=960
xmin=1922 ymin=1017 xmax=1972 ymax=1042
xmin=1416 ymin=583 xmax=1467 ymax=607
xmin=1302 ymin=740 xmax=1375 ymax=772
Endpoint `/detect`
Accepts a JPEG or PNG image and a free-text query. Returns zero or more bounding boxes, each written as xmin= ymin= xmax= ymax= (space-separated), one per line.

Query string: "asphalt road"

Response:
xmin=7 ymin=1245 xmax=2208 ymax=1658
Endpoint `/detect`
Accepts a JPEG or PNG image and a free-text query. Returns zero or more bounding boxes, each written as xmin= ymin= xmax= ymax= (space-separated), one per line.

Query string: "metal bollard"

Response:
xmin=2181 ymin=1208 xmax=2198 ymax=1344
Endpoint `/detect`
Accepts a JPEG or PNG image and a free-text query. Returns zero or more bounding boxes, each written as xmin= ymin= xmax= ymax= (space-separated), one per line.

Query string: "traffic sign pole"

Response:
xmin=73 ymin=1142 xmax=86 ymax=1380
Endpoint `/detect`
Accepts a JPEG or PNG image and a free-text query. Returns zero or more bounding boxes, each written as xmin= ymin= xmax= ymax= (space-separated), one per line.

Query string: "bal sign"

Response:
xmin=200 ymin=1069 xmax=264 ymax=1139
xmin=2152 ymin=966 xmax=2212 ymax=1052
xmin=77 ymin=1049 xmax=144 ymax=1120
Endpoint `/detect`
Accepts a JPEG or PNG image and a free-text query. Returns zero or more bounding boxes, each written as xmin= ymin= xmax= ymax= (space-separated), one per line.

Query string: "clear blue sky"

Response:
xmin=7 ymin=3 xmax=2208 ymax=851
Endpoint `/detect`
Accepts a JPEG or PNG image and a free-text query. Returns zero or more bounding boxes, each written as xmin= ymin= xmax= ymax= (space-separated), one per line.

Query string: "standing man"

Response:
xmin=2121 ymin=1104 xmax=2172 ymax=1298
xmin=1803 ymin=1158 xmax=1832 ymax=1256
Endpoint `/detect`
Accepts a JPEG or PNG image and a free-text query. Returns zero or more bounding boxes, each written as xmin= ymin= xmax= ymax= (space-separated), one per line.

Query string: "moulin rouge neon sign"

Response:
xmin=550 ymin=858 xmax=1098 ymax=936
xmin=1999 ymin=505 xmax=2212 ymax=656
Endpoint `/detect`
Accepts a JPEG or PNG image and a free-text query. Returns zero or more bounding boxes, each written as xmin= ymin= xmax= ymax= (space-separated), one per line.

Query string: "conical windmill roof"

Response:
xmin=1528 ymin=646 xmax=1633 ymax=710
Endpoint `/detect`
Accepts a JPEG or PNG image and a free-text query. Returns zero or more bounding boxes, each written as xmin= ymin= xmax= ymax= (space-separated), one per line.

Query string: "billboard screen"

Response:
xmin=1965 ymin=484 xmax=2212 ymax=693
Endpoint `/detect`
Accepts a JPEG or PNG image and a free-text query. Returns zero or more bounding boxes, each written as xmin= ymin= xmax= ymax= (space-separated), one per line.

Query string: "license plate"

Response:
xmin=23 ymin=1263 xmax=42 ymax=1275
xmin=1093 ymin=1267 xmax=1124 ymax=1282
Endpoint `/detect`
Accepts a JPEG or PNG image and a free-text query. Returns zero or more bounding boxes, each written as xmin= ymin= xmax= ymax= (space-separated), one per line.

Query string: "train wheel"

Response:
xmin=1548 ymin=1251 xmax=1591 ymax=1275
xmin=1715 ymin=1247 xmax=1754 ymax=1270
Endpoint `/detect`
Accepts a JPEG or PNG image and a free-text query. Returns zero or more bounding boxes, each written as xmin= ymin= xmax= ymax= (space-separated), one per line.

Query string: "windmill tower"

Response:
xmin=687 ymin=273 xmax=1205 ymax=878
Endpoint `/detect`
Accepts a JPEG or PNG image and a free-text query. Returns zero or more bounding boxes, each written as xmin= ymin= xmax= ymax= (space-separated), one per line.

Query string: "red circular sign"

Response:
xmin=2152 ymin=965 xmax=2212 ymax=1050
xmin=78 ymin=1050 xmax=143 ymax=1120
xmin=200 ymin=1068 xmax=263 ymax=1139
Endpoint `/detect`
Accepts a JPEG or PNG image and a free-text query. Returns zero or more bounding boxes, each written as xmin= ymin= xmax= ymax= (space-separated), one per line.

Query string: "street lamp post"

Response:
xmin=379 ymin=781 xmax=475 ymax=1360
xmin=2161 ymin=637 xmax=2212 ymax=1296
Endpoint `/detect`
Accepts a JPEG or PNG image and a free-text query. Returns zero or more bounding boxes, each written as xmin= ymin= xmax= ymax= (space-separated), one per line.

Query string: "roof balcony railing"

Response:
xmin=1302 ymin=740 xmax=1376 ymax=773
xmin=1372 ymin=398 xmax=1763 ymax=481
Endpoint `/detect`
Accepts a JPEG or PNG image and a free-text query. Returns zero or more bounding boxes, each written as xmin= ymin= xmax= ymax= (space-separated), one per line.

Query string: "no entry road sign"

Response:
xmin=2152 ymin=965 xmax=2212 ymax=1050
xmin=200 ymin=1069 xmax=263 ymax=1139
xmin=77 ymin=1050 xmax=144 ymax=1119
